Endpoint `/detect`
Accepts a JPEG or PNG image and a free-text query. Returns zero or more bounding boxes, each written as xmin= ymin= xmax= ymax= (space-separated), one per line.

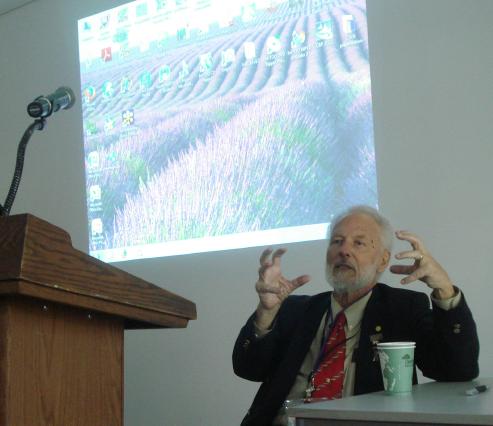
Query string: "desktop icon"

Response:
xmin=137 ymin=37 xmax=151 ymax=52
xmin=179 ymin=61 xmax=190 ymax=80
xmin=266 ymin=35 xmax=282 ymax=54
xmin=89 ymin=185 xmax=102 ymax=202
xmin=291 ymin=30 xmax=306 ymax=48
xmin=101 ymin=81 xmax=115 ymax=98
xmin=122 ymin=109 xmax=135 ymax=126
xmin=85 ymin=121 xmax=98 ymax=137
xmin=101 ymin=46 xmax=112 ymax=62
xmin=119 ymin=43 xmax=131 ymax=58
xmin=91 ymin=218 xmax=103 ymax=236
xmin=177 ymin=26 xmax=190 ymax=41
xmin=87 ymin=151 xmax=100 ymax=169
xmin=316 ymin=19 xmax=334 ymax=40
xmin=244 ymin=42 xmax=256 ymax=60
xmin=243 ymin=41 xmax=257 ymax=59
xmin=342 ymin=14 xmax=356 ymax=37
xmin=104 ymin=117 xmax=116 ymax=133
xmin=218 ymin=13 xmax=235 ymax=28
xmin=267 ymin=1 xmax=279 ymax=13
xmin=136 ymin=3 xmax=148 ymax=17
xmin=158 ymin=65 xmax=172 ymax=83
xmin=197 ymin=22 xmax=209 ymax=37
xmin=113 ymin=28 xmax=129 ymax=44
xmin=139 ymin=71 xmax=153 ymax=90
xmin=99 ymin=15 xmax=110 ymax=31
xmin=82 ymin=21 xmax=92 ymax=32
xmin=288 ymin=0 xmax=302 ymax=8
xmin=106 ymin=151 xmax=118 ymax=165
xmin=156 ymin=0 xmax=167 ymax=11
xmin=199 ymin=53 xmax=213 ymax=74
xmin=242 ymin=4 xmax=256 ymax=22
xmin=118 ymin=7 xmax=129 ymax=23
xmin=83 ymin=86 xmax=97 ymax=103
xmin=221 ymin=48 xmax=235 ymax=68
xmin=120 ymin=76 xmax=132 ymax=93
xmin=158 ymin=65 xmax=171 ymax=84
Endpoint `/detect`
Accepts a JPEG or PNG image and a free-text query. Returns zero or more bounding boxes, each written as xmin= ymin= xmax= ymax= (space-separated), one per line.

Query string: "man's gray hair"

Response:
xmin=328 ymin=205 xmax=393 ymax=253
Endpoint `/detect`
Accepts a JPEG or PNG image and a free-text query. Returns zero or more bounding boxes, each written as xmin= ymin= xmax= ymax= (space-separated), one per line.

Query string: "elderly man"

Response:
xmin=233 ymin=206 xmax=479 ymax=426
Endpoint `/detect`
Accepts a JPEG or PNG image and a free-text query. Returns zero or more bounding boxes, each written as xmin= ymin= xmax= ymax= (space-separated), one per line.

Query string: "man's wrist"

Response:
xmin=255 ymin=305 xmax=279 ymax=331
xmin=431 ymin=285 xmax=462 ymax=311
xmin=432 ymin=285 xmax=456 ymax=300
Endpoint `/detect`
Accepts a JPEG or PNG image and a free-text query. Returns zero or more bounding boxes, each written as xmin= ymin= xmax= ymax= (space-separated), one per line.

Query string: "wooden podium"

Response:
xmin=0 ymin=214 xmax=197 ymax=426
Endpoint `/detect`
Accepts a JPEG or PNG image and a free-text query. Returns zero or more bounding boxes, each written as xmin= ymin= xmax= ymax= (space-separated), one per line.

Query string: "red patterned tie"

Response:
xmin=310 ymin=312 xmax=347 ymax=399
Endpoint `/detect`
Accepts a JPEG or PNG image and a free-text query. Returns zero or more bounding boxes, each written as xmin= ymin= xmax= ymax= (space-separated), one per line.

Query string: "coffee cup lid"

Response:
xmin=376 ymin=342 xmax=416 ymax=348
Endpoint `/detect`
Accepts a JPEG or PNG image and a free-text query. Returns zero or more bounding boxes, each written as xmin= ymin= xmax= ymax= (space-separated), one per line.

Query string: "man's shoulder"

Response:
xmin=283 ymin=291 xmax=330 ymax=310
xmin=286 ymin=291 xmax=331 ymax=302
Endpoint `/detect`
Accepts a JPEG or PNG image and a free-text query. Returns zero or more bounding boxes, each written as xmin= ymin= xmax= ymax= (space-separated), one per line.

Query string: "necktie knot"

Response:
xmin=334 ymin=311 xmax=347 ymax=329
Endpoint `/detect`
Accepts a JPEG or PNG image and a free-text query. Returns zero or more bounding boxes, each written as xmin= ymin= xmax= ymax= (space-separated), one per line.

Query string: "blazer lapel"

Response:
xmin=269 ymin=292 xmax=331 ymax=403
xmin=354 ymin=284 xmax=389 ymax=394
xmin=284 ymin=291 xmax=331 ymax=370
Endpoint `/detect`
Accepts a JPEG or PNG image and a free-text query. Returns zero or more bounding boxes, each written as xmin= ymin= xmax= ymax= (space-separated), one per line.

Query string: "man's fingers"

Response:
xmin=256 ymin=283 xmax=282 ymax=294
xmin=400 ymin=274 xmax=418 ymax=285
xmin=258 ymin=263 xmax=272 ymax=279
xmin=392 ymin=232 xmax=431 ymax=285
xmin=389 ymin=264 xmax=416 ymax=275
xmin=291 ymin=274 xmax=311 ymax=289
xmin=395 ymin=230 xmax=425 ymax=251
xmin=259 ymin=247 xmax=286 ymax=266
xmin=258 ymin=248 xmax=287 ymax=279
xmin=257 ymin=247 xmax=309 ymax=296
xmin=257 ymin=275 xmax=311 ymax=295
xmin=271 ymin=248 xmax=287 ymax=265
xmin=395 ymin=249 xmax=424 ymax=261
xmin=259 ymin=248 xmax=273 ymax=266
xmin=400 ymin=268 xmax=427 ymax=285
xmin=390 ymin=264 xmax=427 ymax=285
xmin=390 ymin=264 xmax=415 ymax=274
xmin=393 ymin=231 xmax=427 ymax=282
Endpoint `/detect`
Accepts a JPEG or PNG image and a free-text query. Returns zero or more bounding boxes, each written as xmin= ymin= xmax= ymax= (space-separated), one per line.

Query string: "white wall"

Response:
xmin=0 ymin=1 xmax=492 ymax=425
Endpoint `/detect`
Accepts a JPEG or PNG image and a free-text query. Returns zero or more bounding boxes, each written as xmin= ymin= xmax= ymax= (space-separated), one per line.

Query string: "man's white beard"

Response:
xmin=325 ymin=262 xmax=380 ymax=294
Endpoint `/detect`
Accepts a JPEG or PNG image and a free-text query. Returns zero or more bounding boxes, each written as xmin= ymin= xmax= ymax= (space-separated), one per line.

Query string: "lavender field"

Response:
xmin=80 ymin=0 xmax=377 ymax=255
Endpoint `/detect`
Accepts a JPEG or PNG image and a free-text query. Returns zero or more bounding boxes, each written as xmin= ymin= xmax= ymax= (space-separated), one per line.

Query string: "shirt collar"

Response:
xmin=330 ymin=290 xmax=373 ymax=332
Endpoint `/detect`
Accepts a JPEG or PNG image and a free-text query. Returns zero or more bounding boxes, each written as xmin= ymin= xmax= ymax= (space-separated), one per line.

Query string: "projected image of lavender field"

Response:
xmin=79 ymin=0 xmax=377 ymax=261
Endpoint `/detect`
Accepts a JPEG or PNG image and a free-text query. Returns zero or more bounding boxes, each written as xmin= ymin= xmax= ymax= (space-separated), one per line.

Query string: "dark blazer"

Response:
xmin=233 ymin=283 xmax=479 ymax=426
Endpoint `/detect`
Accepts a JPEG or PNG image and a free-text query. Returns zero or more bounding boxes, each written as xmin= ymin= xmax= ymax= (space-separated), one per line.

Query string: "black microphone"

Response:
xmin=27 ymin=86 xmax=76 ymax=118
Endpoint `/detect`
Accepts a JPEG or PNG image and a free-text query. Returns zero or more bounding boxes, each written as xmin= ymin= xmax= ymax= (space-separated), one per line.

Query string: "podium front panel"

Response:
xmin=0 ymin=296 xmax=123 ymax=426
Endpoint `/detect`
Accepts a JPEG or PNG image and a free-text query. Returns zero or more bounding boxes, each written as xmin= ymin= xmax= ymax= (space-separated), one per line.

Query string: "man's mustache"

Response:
xmin=332 ymin=261 xmax=356 ymax=272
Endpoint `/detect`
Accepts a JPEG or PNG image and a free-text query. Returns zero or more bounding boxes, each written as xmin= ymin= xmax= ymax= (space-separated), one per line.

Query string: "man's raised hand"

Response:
xmin=390 ymin=231 xmax=455 ymax=299
xmin=255 ymin=248 xmax=310 ymax=330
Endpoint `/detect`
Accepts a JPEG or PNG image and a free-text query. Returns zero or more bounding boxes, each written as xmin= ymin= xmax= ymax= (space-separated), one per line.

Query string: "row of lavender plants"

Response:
xmin=108 ymin=77 xmax=376 ymax=249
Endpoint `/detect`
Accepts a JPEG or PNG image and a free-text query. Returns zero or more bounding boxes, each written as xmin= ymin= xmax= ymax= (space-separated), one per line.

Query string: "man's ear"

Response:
xmin=378 ymin=249 xmax=391 ymax=273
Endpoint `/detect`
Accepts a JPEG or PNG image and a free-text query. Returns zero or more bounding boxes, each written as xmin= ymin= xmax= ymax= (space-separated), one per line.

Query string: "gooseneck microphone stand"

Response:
xmin=0 ymin=118 xmax=46 ymax=216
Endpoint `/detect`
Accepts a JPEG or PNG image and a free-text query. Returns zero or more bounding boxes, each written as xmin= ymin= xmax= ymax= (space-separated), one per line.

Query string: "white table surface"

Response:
xmin=287 ymin=378 xmax=493 ymax=425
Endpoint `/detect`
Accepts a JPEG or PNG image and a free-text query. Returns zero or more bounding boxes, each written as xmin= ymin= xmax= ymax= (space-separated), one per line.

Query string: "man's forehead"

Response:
xmin=332 ymin=213 xmax=381 ymax=237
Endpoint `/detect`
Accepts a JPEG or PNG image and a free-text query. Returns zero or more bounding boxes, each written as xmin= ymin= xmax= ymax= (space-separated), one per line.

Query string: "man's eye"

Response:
xmin=355 ymin=240 xmax=365 ymax=246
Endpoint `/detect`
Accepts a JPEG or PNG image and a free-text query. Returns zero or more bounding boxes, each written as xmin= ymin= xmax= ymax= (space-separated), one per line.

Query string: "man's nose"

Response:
xmin=338 ymin=241 xmax=351 ymax=257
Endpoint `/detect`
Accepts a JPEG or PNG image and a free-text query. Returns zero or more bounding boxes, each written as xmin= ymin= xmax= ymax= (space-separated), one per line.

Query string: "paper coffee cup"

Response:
xmin=376 ymin=342 xmax=415 ymax=395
